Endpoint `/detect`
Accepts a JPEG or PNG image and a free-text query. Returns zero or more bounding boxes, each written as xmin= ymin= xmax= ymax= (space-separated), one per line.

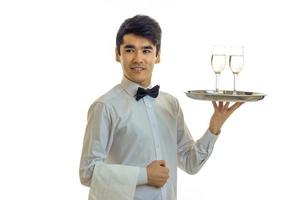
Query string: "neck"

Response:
xmin=124 ymin=76 xmax=151 ymax=88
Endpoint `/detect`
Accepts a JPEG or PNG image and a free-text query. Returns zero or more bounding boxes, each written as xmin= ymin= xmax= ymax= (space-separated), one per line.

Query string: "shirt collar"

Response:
xmin=120 ymin=76 xmax=152 ymax=97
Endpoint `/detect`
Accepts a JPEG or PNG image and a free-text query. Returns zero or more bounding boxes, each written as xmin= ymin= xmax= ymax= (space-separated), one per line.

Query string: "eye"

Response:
xmin=125 ymin=48 xmax=134 ymax=53
xmin=143 ymin=49 xmax=152 ymax=54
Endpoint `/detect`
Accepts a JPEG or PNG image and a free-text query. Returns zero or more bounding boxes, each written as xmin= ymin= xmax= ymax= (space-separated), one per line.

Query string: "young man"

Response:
xmin=80 ymin=15 xmax=242 ymax=200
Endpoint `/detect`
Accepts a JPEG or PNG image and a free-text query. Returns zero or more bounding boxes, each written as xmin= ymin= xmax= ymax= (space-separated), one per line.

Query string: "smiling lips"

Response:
xmin=130 ymin=66 xmax=146 ymax=73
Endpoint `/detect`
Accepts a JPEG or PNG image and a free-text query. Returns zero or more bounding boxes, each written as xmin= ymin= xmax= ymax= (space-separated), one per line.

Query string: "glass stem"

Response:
xmin=233 ymin=73 xmax=238 ymax=94
xmin=215 ymin=73 xmax=220 ymax=92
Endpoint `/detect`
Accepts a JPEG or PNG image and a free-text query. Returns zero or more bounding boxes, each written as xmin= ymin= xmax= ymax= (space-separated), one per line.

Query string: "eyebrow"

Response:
xmin=143 ymin=46 xmax=153 ymax=50
xmin=124 ymin=45 xmax=135 ymax=49
xmin=123 ymin=45 xmax=154 ymax=50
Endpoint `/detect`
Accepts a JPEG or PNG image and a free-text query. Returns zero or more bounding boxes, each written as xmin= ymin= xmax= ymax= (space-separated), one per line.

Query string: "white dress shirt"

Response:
xmin=80 ymin=77 xmax=218 ymax=200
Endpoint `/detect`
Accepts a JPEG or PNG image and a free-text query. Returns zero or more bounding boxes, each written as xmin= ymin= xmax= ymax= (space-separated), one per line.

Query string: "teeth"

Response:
xmin=131 ymin=67 xmax=144 ymax=72
xmin=131 ymin=67 xmax=144 ymax=70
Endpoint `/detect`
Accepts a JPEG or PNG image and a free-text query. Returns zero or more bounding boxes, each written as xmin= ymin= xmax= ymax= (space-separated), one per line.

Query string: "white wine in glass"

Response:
xmin=229 ymin=46 xmax=244 ymax=94
xmin=211 ymin=46 xmax=226 ymax=92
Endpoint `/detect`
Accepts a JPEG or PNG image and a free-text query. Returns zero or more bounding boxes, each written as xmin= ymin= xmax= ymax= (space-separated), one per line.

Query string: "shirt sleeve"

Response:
xmin=137 ymin=167 xmax=148 ymax=185
xmin=79 ymin=102 xmax=112 ymax=186
xmin=79 ymin=102 xmax=142 ymax=186
xmin=176 ymin=99 xmax=219 ymax=175
xmin=89 ymin=163 xmax=139 ymax=200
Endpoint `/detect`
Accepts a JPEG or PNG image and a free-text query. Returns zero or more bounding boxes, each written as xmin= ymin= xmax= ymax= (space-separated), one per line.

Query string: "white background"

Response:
xmin=1 ymin=0 xmax=299 ymax=199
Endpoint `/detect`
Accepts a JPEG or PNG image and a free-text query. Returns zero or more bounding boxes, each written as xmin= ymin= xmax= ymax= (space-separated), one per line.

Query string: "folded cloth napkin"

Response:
xmin=89 ymin=163 xmax=139 ymax=200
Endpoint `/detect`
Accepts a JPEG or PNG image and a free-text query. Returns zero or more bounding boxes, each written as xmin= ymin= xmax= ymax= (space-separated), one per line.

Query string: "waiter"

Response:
xmin=79 ymin=14 xmax=243 ymax=200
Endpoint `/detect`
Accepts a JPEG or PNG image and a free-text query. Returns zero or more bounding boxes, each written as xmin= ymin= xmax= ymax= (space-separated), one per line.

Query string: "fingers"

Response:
xmin=219 ymin=101 xmax=223 ymax=108
xmin=212 ymin=101 xmax=217 ymax=109
xmin=147 ymin=160 xmax=170 ymax=188
xmin=159 ymin=168 xmax=170 ymax=182
xmin=213 ymin=101 xmax=243 ymax=111
xmin=224 ymin=102 xmax=230 ymax=110
xmin=213 ymin=101 xmax=230 ymax=110
xmin=212 ymin=101 xmax=224 ymax=110
xmin=157 ymin=160 xmax=166 ymax=167
xmin=160 ymin=173 xmax=170 ymax=180
xmin=228 ymin=102 xmax=243 ymax=114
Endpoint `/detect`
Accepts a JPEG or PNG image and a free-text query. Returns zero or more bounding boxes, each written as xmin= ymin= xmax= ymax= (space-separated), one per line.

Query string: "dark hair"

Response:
xmin=116 ymin=15 xmax=162 ymax=56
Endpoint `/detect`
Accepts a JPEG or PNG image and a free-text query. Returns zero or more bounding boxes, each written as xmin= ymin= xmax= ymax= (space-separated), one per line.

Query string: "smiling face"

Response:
xmin=116 ymin=34 xmax=160 ymax=87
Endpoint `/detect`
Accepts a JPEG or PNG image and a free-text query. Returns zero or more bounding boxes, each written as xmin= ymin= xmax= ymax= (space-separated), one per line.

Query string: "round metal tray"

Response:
xmin=185 ymin=90 xmax=266 ymax=102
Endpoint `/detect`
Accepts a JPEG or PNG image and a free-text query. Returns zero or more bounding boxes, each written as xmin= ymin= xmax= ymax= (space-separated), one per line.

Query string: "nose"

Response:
xmin=132 ymin=50 xmax=144 ymax=64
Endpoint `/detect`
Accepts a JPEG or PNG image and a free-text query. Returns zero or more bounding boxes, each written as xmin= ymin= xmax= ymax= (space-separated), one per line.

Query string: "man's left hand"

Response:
xmin=209 ymin=101 xmax=244 ymax=135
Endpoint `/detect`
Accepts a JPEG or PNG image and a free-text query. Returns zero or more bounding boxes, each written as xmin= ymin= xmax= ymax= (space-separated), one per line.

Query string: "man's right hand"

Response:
xmin=146 ymin=160 xmax=170 ymax=188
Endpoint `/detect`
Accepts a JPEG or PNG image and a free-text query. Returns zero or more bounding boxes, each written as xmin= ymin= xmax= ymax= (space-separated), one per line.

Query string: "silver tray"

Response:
xmin=185 ymin=90 xmax=266 ymax=102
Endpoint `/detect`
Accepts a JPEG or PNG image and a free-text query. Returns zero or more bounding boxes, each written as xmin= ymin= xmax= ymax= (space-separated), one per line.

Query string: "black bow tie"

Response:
xmin=135 ymin=85 xmax=160 ymax=101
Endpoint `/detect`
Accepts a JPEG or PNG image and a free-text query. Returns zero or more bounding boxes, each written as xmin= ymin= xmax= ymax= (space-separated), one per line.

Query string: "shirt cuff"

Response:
xmin=202 ymin=129 xmax=219 ymax=144
xmin=136 ymin=167 xmax=148 ymax=185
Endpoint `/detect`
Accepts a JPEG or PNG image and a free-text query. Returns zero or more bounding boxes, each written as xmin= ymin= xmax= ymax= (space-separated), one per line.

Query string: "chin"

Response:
xmin=129 ymin=75 xmax=145 ymax=82
xmin=134 ymin=79 xmax=146 ymax=85
xmin=126 ymin=73 xmax=149 ymax=85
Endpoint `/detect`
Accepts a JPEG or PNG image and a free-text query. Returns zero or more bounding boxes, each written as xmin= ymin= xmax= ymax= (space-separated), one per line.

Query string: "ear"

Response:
xmin=115 ymin=48 xmax=120 ymax=62
xmin=155 ymin=51 xmax=161 ymax=64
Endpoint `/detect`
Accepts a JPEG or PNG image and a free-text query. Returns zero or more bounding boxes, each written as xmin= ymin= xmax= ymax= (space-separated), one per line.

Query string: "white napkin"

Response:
xmin=89 ymin=163 xmax=139 ymax=200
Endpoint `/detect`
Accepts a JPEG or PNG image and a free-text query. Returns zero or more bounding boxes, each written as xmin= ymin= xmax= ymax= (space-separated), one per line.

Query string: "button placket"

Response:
xmin=143 ymin=98 xmax=162 ymax=160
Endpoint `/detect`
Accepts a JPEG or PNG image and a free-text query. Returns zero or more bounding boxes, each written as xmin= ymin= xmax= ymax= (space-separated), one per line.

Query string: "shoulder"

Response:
xmin=88 ymin=84 xmax=125 ymax=111
xmin=157 ymin=90 xmax=180 ymax=110
xmin=159 ymin=90 xmax=178 ymax=102
xmin=93 ymin=84 xmax=124 ymax=104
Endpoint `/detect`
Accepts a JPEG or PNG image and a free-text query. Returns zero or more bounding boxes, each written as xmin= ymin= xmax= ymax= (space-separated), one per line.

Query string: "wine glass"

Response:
xmin=229 ymin=46 xmax=244 ymax=95
xmin=211 ymin=46 xmax=226 ymax=93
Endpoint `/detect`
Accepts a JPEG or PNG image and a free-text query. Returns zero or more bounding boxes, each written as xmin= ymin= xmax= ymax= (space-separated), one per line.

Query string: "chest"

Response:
xmin=112 ymin=99 xmax=177 ymax=147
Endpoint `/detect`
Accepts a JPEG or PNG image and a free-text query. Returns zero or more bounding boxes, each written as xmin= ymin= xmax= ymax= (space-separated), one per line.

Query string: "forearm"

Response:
xmin=79 ymin=159 xmax=103 ymax=186
xmin=177 ymin=130 xmax=218 ymax=174
xmin=80 ymin=156 xmax=147 ymax=187
xmin=88 ymin=163 xmax=140 ymax=200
